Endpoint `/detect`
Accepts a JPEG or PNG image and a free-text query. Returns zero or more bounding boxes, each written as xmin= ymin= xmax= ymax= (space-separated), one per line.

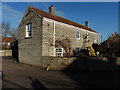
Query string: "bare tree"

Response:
xmin=2 ymin=22 xmax=11 ymax=37
xmin=51 ymin=38 xmax=72 ymax=56
xmin=0 ymin=22 xmax=2 ymax=36
xmin=9 ymin=28 xmax=19 ymax=40
xmin=0 ymin=22 xmax=18 ymax=39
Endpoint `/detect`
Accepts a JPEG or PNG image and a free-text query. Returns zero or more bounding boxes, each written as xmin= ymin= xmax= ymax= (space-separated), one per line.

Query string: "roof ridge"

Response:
xmin=29 ymin=6 xmax=97 ymax=33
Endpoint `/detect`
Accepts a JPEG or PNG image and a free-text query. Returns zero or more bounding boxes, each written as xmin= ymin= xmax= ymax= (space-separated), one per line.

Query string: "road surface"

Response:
xmin=2 ymin=56 xmax=119 ymax=88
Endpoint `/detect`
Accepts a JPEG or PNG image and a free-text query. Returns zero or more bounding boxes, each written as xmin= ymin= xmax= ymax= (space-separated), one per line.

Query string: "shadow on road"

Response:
xmin=62 ymin=55 xmax=119 ymax=88
xmin=28 ymin=76 xmax=47 ymax=89
xmin=2 ymin=73 xmax=25 ymax=89
xmin=3 ymin=79 xmax=25 ymax=89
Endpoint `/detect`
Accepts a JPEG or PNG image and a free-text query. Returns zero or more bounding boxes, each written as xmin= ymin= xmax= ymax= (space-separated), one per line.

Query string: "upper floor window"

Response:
xmin=83 ymin=33 xmax=89 ymax=40
xmin=76 ymin=30 xmax=80 ymax=39
xmin=25 ymin=23 xmax=32 ymax=38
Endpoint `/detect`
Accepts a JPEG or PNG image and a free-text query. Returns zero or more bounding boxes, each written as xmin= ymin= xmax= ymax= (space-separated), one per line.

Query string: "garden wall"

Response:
xmin=41 ymin=56 xmax=120 ymax=71
xmin=0 ymin=50 xmax=12 ymax=56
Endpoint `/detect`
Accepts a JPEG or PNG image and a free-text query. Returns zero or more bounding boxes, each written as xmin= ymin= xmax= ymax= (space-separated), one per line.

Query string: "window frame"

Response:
xmin=83 ymin=33 xmax=89 ymax=40
xmin=25 ymin=23 xmax=32 ymax=38
xmin=55 ymin=48 xmax=63 ymax=57
xmin=76 ymin=30 xmax=80 ymax=40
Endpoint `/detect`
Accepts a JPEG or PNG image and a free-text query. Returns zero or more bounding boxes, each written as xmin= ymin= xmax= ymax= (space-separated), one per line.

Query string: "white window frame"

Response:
xmin=83 ymin=33 xmax=89 ymax=40
xmin=76 ymin=30 xmax=80 ymax=39
xmin=55 ymin=48 xmax=63 ymax=57
xmin=25 ymin=24 xmax=32 ymax=38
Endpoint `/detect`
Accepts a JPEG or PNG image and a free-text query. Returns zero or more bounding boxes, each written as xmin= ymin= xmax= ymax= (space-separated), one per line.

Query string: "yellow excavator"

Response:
xmin=86 ymin=45 xmax=96 ymax=56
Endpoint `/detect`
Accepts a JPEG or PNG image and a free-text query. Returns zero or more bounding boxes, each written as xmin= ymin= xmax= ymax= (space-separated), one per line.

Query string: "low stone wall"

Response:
xmin=41 ymin=56 xmax=120 ymax=71
xmin=0 ymin=50 xmax=12 ymax=56
xmin=42 ymin=57 xmax=77 ymax=71
xmin=116 ymin=57 xmax=120 ymax=65
xmin=19 ymin=56 xmax=120 ymax=71
xmin=90 ymin=56 xmax=120 ymax=65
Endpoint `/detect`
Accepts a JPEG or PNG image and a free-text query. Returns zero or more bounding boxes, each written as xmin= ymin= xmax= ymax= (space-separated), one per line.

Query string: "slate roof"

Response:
xmin=29 ymin=6 xmax=98 ymax=33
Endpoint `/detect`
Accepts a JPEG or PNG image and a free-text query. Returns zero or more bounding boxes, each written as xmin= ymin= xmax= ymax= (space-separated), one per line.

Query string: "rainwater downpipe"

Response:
xmin=53 ymin=21 xmax=56 ymax=56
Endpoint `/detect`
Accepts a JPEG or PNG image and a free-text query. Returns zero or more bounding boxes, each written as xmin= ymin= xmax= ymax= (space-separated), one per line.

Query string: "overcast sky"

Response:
xmin=2 ymin=2 xmax=118 ymax=41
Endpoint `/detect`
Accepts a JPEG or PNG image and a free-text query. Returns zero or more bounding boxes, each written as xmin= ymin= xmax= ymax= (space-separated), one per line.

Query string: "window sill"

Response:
xmin=76 ymin=38 xmax=80 ymax=40
xmin=25 ymin=37 xmax=32 ymax=39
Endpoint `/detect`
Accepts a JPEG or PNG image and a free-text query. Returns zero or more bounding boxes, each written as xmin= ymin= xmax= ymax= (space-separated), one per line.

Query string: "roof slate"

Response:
xmin=29 ymin=6 xmax=98 ymax=33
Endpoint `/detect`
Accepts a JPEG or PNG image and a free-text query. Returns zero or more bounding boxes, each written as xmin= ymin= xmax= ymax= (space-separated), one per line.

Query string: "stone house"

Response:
xmin=18 ymin=5 xmax=99 ymax=66
xmin=0 ymin=37 xmax=16 ymax=50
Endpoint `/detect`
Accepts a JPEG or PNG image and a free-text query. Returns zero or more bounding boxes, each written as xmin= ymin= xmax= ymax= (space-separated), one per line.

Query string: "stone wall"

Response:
xmin=18 ymin=8 xmax=42 ymax=65
xmin=116 ymin=57 xmax=120 ymax=65
xmin=42 ymin=18 xmax=99 ymax=56
xmin=18 ymin=7 xmax=100 ymax=70
xmin=0 ymin=50 xmax=12 ymax=56
xmin=23 ymin=56 xmax=120 ymax=71
xmin=42 ymin=57 xmax=77 ymax=70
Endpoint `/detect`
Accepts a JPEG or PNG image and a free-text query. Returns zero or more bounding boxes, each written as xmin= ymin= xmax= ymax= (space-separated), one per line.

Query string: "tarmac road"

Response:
xmin=2 ymin=56 xmax=119 ymax=88
xmin=2 ymin=56 xmax=80 ymax=88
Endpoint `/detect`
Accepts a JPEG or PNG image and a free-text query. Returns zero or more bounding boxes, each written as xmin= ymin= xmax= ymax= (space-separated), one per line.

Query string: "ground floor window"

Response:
xmin=94 ymin=35 xmax=97 ymax=43
xmin=55 ymin=48 xmax=63 ymax=57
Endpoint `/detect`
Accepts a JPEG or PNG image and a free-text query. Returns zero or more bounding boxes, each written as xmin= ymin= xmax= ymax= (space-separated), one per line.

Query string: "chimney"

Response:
xmin=85 ymin=20 xmax=89 ymax=27
xmin=49 ymin=5 xmax=55 ymax=15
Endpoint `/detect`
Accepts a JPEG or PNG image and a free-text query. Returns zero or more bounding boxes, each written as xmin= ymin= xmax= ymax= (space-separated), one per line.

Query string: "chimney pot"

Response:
xmin=85 ymin=20 xmax=89 ymax=27
xmin=49 ymin=5 xmax=55 ymax=15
